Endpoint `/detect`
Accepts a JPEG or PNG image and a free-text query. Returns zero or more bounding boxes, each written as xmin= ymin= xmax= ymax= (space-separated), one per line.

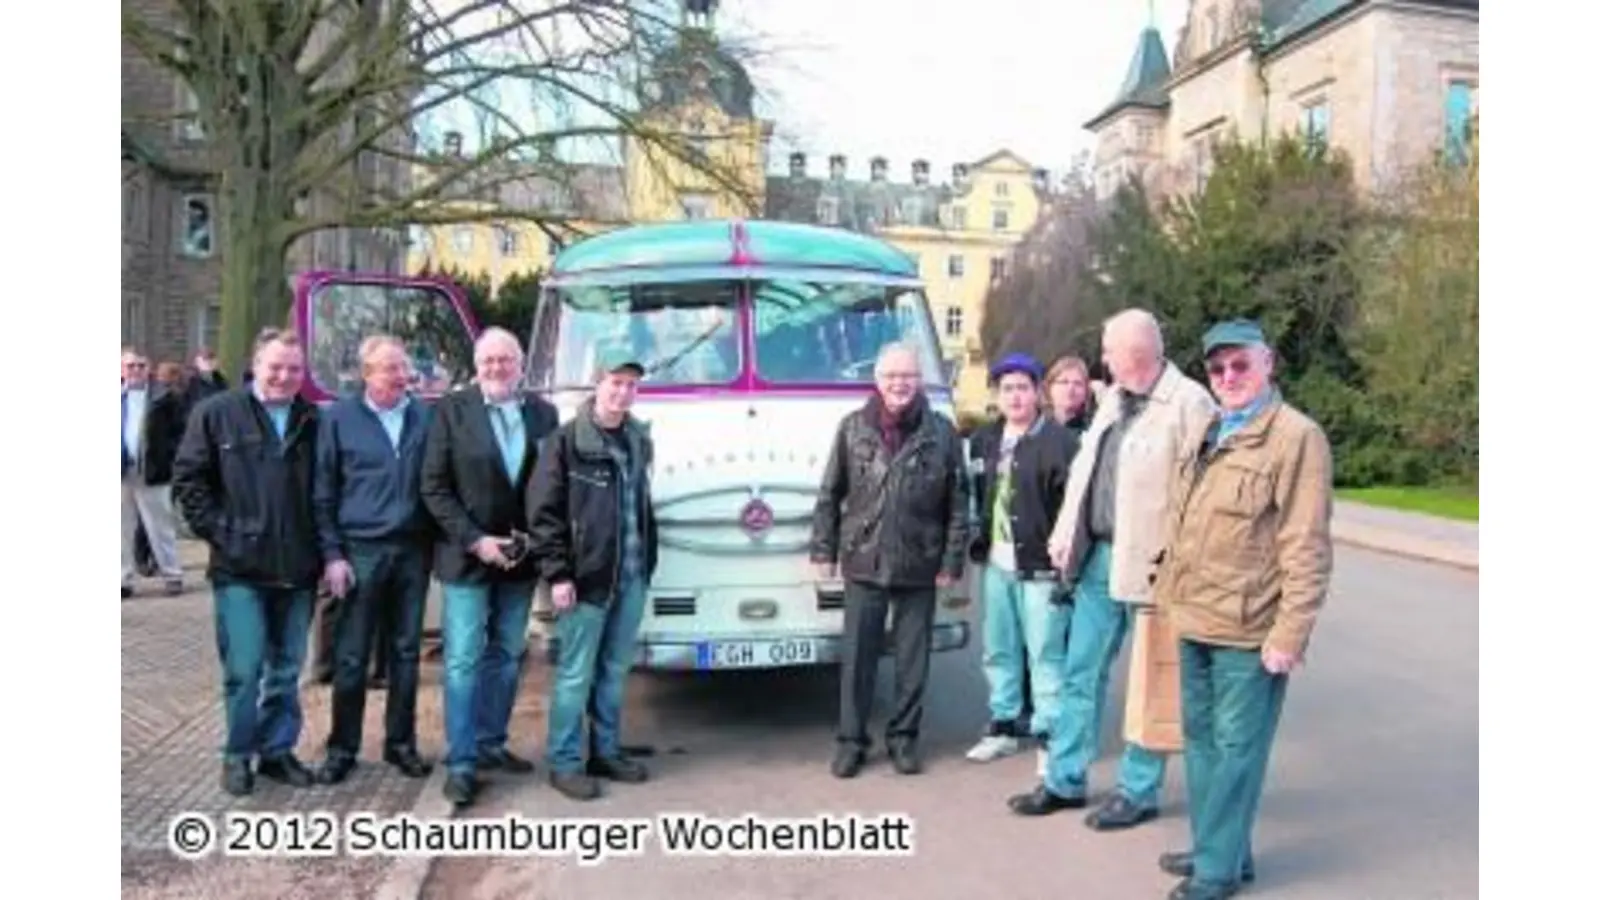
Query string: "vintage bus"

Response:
xmin=525 ymin=219 xmax=974 ymax=671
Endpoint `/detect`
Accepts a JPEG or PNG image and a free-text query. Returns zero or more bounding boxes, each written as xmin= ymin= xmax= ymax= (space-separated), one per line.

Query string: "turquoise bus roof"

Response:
xmin=547 ymin=219 xmax=922 ymax=287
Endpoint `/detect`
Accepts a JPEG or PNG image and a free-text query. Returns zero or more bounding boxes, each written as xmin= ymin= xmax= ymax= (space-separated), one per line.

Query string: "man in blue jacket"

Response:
xmin=312 ymin=335 xmax=437 ymax=785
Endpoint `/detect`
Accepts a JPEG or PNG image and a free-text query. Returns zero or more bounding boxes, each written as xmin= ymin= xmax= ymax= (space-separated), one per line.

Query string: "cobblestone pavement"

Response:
xmin=121 ymin=543 xmax=464 ymax=897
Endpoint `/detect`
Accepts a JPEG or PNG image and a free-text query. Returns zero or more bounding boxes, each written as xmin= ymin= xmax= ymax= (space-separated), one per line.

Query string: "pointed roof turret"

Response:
xmin=1083 ymin=22 xmax=1172 ymax=131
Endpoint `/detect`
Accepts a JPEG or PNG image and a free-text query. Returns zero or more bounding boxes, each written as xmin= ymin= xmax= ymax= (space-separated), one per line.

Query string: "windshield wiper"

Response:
xmin=644 ymin=314 xmax=729 ymax=377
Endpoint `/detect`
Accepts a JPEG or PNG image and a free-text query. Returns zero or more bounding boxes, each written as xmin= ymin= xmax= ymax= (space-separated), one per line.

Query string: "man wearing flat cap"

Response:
xmin=964 ymin=353 xmax=1080 ymax=764
xmin=527 ymin=347 xmax=660 ymax=802
xmin=1148 ymin=319 xmax=1333 ymax=899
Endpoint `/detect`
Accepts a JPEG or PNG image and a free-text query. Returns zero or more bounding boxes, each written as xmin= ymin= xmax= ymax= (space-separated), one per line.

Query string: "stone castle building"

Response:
xmin=1087 ymin=0 xmax=1479 ymax=200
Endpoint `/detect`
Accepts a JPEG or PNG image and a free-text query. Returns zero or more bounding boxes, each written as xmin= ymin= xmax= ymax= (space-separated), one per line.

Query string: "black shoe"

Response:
xmin=317 ymin=755 xmax=358 ymax=785
xmin=1007 ymin=784 xmax=1087 ymax=816
xmin=258 ymin=754 xmax=315 ymax=787
xmin=479 ymin=748 xmax=536 ymax=774
xmin=384 ymin=747 xmax=434 ymax=779
xmin=1086 ymin=793 xmax=1159 ymax=831
xmin=830 ymin=744 xmax=866 ymax=779
xmin=550 ymin=770 xmax=601 ymax=801
xmin=443 ymin=773 xmax=478 ymax=808
xmin=122 ymin=586 xmax=133 ymax=600
xmin=1159 ymin=851 xmax=1255 ymax=884
xmin=1168 ymin=877 xmax=1242 ymax=900
xmin=587 ymin=755 xmax=649 ymax=783
xmin=221 ymin=760 xmax=254 ymax=796
xmin=887 ymin=740 xmax=922 ymax=775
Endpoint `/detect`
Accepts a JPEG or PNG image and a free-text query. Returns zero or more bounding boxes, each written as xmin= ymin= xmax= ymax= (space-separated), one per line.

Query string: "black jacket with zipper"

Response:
xmin=171 ymin=388 xmax=322 ymax=589
xmin=967 ymin=416 xmax=1079 ymax=573
xmin=810 ymin=392 xmax=970 ymax=589
xmin=525 ymin=402 xmax=659 ymax=605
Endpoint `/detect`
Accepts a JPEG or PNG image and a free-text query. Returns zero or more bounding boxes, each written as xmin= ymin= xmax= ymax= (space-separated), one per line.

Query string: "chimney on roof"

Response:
xmin=1032 ymin=168 xmax=1051 ymax=192
xmin=912 ymin=159 xmax=929 ymax=186
xmin=789 ymin=152 xmax=807 ymax=178
xmin=829 ymin=154 xmax=846 ymax=180
xmin=952 ymin=162 xmax=970 ymax=187
xmin=870 ymin=156 xmax=888 ymax=182
xmin=444 ymin=131 xmax=463 ymax=157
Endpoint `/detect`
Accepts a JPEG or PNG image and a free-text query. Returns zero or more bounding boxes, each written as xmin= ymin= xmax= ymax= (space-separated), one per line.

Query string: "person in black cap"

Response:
xmin=964 ymin=353 xmax=1080 ymax=765
xmin=527 ymin=347 xmax=660 ymax=802
xmin=1152 ymin=319 xmax=1333 ymax=900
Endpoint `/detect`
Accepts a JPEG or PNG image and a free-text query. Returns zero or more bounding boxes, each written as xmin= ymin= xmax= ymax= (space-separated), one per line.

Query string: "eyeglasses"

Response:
xmin=1206 ymin=358 xmax=1252 ymax=378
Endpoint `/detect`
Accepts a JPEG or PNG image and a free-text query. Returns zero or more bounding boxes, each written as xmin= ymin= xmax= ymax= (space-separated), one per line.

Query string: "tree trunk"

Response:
xmin=216 ymin=167 xmax=292 ymax=378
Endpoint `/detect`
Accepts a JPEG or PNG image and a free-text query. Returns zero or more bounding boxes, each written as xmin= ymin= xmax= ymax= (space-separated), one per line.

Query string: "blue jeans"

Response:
xmin=981 ymin=565 xmax=1069 ymax=734
xmin=1181 ymin=639 xmax=1285 ymax=885
xmin=212 ymin=583 xmax=314 ymax=762
xmin=440 ymin=580 xmax=534 ymax=775
xmin=1044 ymin=541 xmax=1168 ymax=807
xmin=545 ymin=580 xmax=648 ymax=774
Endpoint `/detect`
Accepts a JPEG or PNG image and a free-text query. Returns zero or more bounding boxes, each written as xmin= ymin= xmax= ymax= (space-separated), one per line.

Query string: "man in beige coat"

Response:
xmin=1008 ymin=309 xmax=1214 ymax=830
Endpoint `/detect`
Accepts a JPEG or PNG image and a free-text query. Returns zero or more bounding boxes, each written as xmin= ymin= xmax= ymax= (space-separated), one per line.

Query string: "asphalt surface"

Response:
xmin=422 ymin=546 xmax=1479 ymax=900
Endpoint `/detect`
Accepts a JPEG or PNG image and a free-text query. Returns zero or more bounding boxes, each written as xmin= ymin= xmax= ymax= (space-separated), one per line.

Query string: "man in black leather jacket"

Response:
xmin=811 ymin=343 xmax=969 ymax=779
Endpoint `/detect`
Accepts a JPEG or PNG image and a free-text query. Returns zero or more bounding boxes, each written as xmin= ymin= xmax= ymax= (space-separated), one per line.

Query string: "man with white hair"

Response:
xmin=1009 ymin=309 xmax=1214 ymax=831
xmin=311 ymin=335 xmax=437 ymax=786
xmin=811 ymin=342 xmax=970 ymax=779
xmin=421 ymin=327 xmax=559 ymax=808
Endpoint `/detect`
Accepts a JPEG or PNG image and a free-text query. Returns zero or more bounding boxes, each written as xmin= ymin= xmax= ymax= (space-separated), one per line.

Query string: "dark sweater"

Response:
xmin=313 ymin=394 xmax=434 ymax=561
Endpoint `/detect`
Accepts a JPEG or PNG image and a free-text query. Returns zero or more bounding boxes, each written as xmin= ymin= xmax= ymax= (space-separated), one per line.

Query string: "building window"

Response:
xmin=122 ymin=178 xmax=145 ymax=235
xmin=178 ymin=194 xmax=215 ymax=258
xmin=995 ymin=181 xmax=1010 ymax=198
xmin=947 ymin=255 xmax=965 ymax=278
xmin=452 ymin=226 xmax=473 ymax=254
xmin=174 ymin=81 xmax=204 ymax=142
xmin=948 ymin=205 xmax=967 ymax=230
xmin=944 ymin=306 xmax=964 ymax=338
xmin=1444 ymin=79 xmax=1477 ymax=166
xmin=681 ymin=192 xmax=712 ymax=220
xmin=1301 ymin=100 xmax=1330 ymax=148
xmin=195 ymin=302 xmax=221 ymax=354
xmin=816 ymin=196 xmax=840 ymax=226
xmin=1136 ymin=123 xmax=1155 ymax=149
xmin=496 ymin=225 xmax=517 ymax=255
xmin=992 ymin=208 xmax=1010 ymax=231
xmin=990 ymin=256 xmax=1008 ymax=282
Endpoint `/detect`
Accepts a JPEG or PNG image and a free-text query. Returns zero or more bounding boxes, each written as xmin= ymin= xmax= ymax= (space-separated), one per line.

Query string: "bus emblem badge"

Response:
xmin=739 ymin=497 xmax=774 ymax=538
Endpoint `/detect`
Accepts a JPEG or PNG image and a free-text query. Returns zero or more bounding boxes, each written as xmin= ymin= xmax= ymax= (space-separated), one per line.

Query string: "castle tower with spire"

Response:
xmin=1083 ymin=5 xmax=1172 ymax=202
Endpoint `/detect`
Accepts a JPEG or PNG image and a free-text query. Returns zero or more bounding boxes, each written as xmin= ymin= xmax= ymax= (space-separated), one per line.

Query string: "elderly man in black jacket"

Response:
xmin=172 ymin=330 xmax=322 ymax=797
xmin=421 ymin=327 xmax=558 ymax=809
xmin=811 ymin=342 xmax=970 ymax=779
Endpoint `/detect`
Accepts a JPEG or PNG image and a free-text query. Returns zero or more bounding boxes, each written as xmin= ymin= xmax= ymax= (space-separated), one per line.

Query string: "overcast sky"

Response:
xmin=720 ymin=0 xmax=1191 ymax=179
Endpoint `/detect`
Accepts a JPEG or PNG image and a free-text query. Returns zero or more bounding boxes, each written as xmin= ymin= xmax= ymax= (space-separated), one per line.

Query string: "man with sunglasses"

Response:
xmin=1011 ymin=309 xmax=1214 ymax=829
xmin=1150 ymin=319 xmax=1333 ymax=900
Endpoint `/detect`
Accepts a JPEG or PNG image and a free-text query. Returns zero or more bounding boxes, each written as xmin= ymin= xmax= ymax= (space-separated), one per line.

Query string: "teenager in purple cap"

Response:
xmin=965 ymin=353 xmax=1081 ymax=763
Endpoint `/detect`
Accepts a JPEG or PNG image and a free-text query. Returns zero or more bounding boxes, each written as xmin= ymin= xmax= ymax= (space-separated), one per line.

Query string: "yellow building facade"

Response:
xmin=406 ymin=18 xmax=1050 ymax=415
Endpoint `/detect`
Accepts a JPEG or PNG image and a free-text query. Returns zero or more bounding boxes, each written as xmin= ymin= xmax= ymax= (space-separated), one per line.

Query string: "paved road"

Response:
xmin=419 ymin=546 xmax=1479 ymax=900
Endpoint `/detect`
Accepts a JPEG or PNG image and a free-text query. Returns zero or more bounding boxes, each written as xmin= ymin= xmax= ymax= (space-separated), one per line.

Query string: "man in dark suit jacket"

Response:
xmin=121 ymin=349 xmax=189 ymax=598
xmin=421 ymin=327 xmax=558 ymax=809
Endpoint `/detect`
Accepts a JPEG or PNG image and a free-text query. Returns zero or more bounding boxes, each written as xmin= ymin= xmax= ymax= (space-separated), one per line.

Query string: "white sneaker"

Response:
xmin=965 ymin=734 xmax=1020 ymax=762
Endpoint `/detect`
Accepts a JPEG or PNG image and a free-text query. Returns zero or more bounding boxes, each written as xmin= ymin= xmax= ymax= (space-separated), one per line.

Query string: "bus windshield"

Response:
xmin=308 ymin=280 xmax=474 ymax=397
xmin=534 ymin=281 xmax=741 ymax=388
xmin=752 ymin=280 xmax=947 ymax=386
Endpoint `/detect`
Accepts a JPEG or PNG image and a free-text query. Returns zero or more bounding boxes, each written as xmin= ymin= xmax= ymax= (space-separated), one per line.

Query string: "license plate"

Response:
xmin=696 ymin=638 xmax=817 ymax=670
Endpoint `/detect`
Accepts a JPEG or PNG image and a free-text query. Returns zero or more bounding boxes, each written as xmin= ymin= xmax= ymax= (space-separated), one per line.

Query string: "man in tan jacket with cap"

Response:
xmin=1151 ymin=319 xmax=1333 ymax=900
